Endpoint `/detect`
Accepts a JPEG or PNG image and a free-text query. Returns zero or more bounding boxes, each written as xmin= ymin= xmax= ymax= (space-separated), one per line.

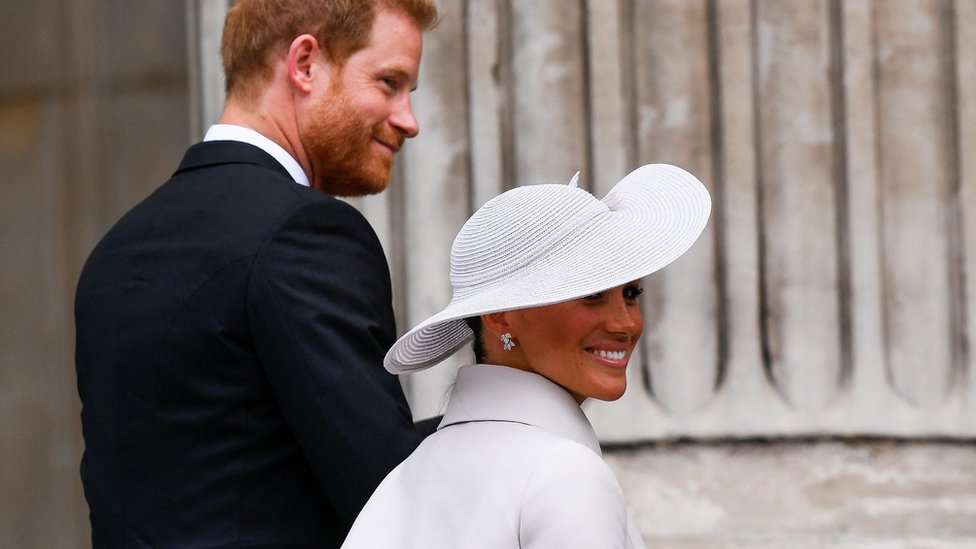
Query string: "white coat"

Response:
xmin=341 ymin=364 xmax=647 ymax=548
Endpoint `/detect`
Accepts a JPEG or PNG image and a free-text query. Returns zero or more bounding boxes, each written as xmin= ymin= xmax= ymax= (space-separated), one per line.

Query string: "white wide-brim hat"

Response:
xmin=385 ymin=163 xmax=711 ymax=374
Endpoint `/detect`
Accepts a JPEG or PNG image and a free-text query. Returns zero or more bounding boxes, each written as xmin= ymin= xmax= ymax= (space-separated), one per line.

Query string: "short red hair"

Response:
xmin=221 ymin=0 xmax=438 ymax=101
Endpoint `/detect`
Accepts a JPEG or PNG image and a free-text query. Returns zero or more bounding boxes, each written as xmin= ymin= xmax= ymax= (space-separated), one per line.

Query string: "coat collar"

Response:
xmin=438 ymin=364 xmax=602 ymax=456
xmin=202 ymin=124 xmax=310 ymax=187
xmin=174 ymin=140 xmax=293 ymax=182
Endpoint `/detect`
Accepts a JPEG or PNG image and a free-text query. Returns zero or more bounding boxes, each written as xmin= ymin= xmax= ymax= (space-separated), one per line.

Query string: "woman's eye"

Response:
xmin=624 ymin=287 xmax=644 ymax=300
xmin=581 ymin=291 xmax=603 ymax=301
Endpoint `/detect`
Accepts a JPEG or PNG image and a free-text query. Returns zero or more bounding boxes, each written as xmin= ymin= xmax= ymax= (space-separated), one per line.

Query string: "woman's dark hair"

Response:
xmin=464 ymin=316 xmax=485 ymax=363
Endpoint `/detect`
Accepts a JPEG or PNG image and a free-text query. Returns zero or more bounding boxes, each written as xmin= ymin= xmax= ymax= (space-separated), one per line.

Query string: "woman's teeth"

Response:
xmin=589 ymin=349 xmax=625 ymax=361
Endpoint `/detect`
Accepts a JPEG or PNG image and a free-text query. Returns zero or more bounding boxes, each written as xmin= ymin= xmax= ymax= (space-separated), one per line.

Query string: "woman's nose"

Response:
xmin=605 ymin=299 xmax=642 ymax=335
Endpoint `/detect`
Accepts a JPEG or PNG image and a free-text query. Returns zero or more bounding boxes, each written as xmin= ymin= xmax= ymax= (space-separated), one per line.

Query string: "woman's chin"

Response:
xmin=589 ymin=383 xmax=628 ymax=402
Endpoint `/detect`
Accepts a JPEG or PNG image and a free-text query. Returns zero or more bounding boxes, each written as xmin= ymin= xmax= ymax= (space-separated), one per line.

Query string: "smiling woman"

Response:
xmin=341 ymin=163 xmax=711 ymax=549
xmin=491 ymin=281 xmax=645 ymax=403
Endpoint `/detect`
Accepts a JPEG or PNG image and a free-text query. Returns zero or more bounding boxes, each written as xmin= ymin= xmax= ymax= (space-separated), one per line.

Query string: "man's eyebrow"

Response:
xmin=388 ymin=67 xmax=419 ymax=91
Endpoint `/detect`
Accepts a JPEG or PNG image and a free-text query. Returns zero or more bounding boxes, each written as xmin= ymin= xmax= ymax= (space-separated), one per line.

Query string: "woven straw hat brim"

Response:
xmin=384 ymin=163 xmax=711 ymax=374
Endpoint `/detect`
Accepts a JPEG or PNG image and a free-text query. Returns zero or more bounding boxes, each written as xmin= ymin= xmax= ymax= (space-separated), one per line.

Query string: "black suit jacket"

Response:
xmin=75 ymin=141 xmax=429 ymax=547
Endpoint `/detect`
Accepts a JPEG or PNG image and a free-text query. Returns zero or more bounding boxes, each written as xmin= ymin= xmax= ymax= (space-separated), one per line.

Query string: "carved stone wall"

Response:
xmin=371 ymin=0 xmax=976 ymax=442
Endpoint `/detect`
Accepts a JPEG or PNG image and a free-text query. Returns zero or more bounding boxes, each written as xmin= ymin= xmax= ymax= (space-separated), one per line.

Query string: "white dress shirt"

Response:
xmin=341 ymin=364 xmax=647 ymax=549
xmin=204 ymin=124 xmax=310 ymax=187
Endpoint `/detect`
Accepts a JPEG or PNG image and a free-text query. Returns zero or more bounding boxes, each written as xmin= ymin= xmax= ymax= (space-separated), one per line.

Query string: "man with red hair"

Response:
xmin=75 ymin=1 xmax=439 ymax=546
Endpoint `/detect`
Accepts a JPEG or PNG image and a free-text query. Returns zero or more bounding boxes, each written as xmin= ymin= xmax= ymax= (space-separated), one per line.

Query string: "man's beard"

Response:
xmin=302 ymin=89 xmax=404 ymax=197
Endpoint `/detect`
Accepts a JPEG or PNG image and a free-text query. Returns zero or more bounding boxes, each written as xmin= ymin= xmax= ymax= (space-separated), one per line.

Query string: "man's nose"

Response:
xmin=390 ymin=96 xmax=419 ymax=138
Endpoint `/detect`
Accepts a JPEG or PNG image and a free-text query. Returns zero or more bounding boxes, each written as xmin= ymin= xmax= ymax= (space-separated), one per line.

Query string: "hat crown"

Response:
xmin=449 ymin=184 xmax=605 ymax=299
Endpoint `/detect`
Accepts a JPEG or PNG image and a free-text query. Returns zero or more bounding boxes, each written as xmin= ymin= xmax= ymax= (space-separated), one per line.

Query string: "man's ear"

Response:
xmin=287 ymin=34 xmax=320 ymax=93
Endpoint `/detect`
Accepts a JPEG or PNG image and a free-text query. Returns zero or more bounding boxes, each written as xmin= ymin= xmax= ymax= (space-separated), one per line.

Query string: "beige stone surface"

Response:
xmin=605 ymin=441 xmax=976 ymax=548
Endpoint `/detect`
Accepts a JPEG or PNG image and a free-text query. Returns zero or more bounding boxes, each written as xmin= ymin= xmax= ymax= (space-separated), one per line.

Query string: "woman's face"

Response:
xmin=502 ymin=281 xmax=644 ymax=403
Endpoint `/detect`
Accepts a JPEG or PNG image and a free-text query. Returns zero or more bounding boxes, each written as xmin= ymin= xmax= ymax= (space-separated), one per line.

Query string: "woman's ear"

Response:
xmin=287 ymin=34 xmax=320 ymax=93
xmin=480 ymin=312 xmax=509 ymax=337
xmin=479 ymin=312 xmax=518 ymax=363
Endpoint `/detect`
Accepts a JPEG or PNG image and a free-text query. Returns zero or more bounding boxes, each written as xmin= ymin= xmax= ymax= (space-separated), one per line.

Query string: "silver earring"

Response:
xmin=500 ymin=332 xmax=515 ymax=351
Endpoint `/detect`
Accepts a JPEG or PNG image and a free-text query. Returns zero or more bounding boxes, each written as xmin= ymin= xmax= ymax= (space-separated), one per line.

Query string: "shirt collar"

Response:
xmin=439 ymin=364 xmax=602 ymax=456
xmin=204 ymin=124 xmax=310 ymax=187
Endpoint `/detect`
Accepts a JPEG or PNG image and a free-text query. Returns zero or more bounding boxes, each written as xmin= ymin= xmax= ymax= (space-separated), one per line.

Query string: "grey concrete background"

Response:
xmin=606 ymin=440 xmax=976 ymax=547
